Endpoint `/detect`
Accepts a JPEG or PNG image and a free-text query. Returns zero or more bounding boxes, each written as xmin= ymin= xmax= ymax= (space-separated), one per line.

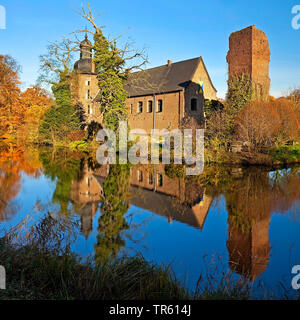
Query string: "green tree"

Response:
xmin=39 ymin=71 xmax=82 ymax=144
xmin=93 ymin=33 xmax=128 ymax=132
xmin=226 ymin=74 xmax=256 ymax=116
xmin=39 ymin=148 xmax=83 ymax=214
xmin=95 ymin=164 xmax=131 ymax=263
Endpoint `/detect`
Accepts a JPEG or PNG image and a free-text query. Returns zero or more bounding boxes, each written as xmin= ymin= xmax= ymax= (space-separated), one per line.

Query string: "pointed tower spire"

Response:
xmin=85 ymin=25 xmax=88 ymax=40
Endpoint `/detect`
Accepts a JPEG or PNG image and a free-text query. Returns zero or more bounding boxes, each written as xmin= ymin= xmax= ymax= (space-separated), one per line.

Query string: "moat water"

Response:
xmin=0 ymin=145 xmax=300 ymax=299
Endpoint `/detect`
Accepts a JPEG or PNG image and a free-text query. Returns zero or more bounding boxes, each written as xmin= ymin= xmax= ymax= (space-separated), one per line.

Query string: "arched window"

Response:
xmin=191 ymin=98 xmax=197 ymax=111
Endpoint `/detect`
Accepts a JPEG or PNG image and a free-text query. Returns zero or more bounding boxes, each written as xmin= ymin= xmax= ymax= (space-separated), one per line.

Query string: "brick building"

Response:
xmin=124 ymin=57 xmax=217 ymax=133
xmin=226 ymin=25 xmax=271 ymax=101
xmin=73 ymin=36 xmax=217 ymax=131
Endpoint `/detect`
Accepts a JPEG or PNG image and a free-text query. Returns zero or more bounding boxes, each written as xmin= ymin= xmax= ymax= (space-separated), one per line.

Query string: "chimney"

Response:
xmin=167 ymin=60 xmax=172 ymax=67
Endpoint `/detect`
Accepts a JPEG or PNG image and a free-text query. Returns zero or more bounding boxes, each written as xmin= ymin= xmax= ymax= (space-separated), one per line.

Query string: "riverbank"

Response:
xmin=206 ymin=145 xmax=300 ymax=166
xmin=2 ymin=137 xmax=300 ymax=167
xmin=0 ymin=237 xmax=251 ymax=300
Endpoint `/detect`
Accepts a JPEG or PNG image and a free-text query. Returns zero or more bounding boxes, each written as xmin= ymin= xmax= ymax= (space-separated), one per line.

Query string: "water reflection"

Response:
xmin=0 ymin=146 xmax=300 ymax=287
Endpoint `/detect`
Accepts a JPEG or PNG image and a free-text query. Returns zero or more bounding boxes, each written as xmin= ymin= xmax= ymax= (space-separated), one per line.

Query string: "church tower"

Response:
xmin=226 ymin=25 xmax=271 ymax=101
xmin=73 ymin=35 xmax=101 ymax=124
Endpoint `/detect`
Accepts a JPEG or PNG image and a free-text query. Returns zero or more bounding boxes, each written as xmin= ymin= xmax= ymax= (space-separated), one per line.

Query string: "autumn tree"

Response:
xmin=235 ymin=100 xmax=300 ymax=151
xmin=0 ymin=55 xmax=23 ymax=137
xmin=20 ymin=86 xmax=52 ymax=143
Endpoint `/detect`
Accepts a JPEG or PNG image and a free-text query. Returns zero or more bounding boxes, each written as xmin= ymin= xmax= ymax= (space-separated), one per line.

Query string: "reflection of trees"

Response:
xmin=39 ymin=148 xmax=84 ymax=214
xmin=94 ymin=164 xmax=130 ymax=264
xmin=0 ymin=145 xmax=42 ymax=221
xmin=269 ymin=167 xmax=300 ymax=218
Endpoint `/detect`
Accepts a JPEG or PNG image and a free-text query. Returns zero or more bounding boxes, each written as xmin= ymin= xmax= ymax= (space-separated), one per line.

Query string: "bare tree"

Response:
xmin=38 ymin=39 xmax=77 ymax=86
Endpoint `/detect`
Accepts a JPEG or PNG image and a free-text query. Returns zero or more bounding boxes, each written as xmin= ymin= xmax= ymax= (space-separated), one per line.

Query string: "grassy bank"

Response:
xmin=270 ymin=145 xmax=300 ymax=164
xmin=0 ymin=237 xmax=251 ymax=300
xmin=205 ymin=145 xmax=300 ymax=166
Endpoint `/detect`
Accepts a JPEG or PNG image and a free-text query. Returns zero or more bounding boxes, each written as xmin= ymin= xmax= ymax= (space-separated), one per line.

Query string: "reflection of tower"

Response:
xmin=226 ymin=216 xmax=271 ymax=281
xmin=80 ymin=202 xmax=97 ymax=240
xmin=70 ymin=163 xmax=103 ymax=239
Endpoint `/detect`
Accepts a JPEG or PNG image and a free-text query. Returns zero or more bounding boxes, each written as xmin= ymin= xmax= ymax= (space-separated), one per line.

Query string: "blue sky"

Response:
xmin=0 ymin=0 xmax=299 ymax=98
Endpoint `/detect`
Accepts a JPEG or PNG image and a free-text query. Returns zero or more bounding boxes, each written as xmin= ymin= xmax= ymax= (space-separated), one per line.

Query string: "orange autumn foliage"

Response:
xmin=0 ymin=55 xmax=22 ymax=135
xmin=0 ymin=55 xmax=52 ymax=141
xmin=0 ymin=145 xmax=42 ymax=221
xmin=235 ymin=99 xmax=300 ymax=150
xmin=19 ymin=86 xmax=53 ymax=142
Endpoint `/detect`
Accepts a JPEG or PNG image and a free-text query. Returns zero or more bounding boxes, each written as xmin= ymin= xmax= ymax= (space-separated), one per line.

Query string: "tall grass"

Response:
xmin=0 ymin=214 xmax=252 ymax=300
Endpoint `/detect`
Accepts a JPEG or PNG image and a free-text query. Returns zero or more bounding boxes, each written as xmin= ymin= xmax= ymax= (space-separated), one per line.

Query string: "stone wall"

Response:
xmin=126 ymin=91 xmax=184 ymax=133
xmin=76 ymin=73 xmax=102 ymax=124
xmin=226 ymin=25 xmax=270 ymax=101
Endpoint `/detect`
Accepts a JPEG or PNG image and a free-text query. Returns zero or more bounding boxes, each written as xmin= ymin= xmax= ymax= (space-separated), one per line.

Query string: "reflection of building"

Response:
xmin=94 ymin=164 xmax=213 ymax=230
xmin=70 ymin=163 xmax=104 ymax=239
xmin=226 ymin=216 xmax=271 ymax=281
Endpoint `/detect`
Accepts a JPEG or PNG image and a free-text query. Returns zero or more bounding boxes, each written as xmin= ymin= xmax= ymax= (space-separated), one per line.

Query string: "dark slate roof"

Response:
xmin=124 ymin=57 xmax=205 ymax=97
xmin=130 ymin=185 xmax=206 ymax=230
xmin=74 ymin=58 xmax=94 ymax=74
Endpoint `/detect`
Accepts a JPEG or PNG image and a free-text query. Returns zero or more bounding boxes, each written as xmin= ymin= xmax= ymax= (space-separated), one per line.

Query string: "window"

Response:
xmin=147 ymin=100 xmax=153 ymax=113
xmin=157 ymin=174 xmax=163 ymax=187
xmin=137 ymin=170 xmax=143 ymax=182
xmin=86 ymin=80 xmax=90 ymax=86
xmin=130 ymin=104 xmax=133 ymax=114
xmin=149 ymin=173 xmax=153 ymax=185
xmin=86 ymin=90 xmax=90 ymax=99
xmin=157 ymin=99 xmax=163 ymax=112
xmin=87 ymin=105 xmax=93 ymax=115
xmin=191 ymin=98 xmax=197 ymax=111
xmin=137 ymin=101 xmax=143 ymax=113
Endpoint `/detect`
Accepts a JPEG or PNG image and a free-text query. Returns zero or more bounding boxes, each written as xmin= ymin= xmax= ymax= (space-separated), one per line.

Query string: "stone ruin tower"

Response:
xmin=226 ymin=25 xmax=270 ymax=101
